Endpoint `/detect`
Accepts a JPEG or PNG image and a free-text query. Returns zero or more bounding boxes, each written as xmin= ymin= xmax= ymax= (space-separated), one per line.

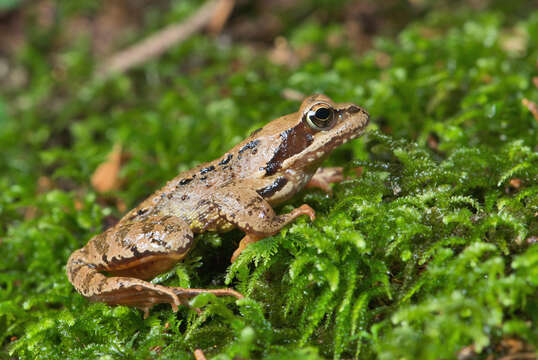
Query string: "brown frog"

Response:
xmin=67 ymin=94 xmax=369 ymax=317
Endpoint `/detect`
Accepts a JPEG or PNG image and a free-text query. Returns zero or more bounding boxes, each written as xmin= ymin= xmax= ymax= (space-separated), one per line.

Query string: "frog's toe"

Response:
xmin=171 ymin=287 xmax=244 ymax=300
xmin=87 ymin=280 xmax=182 ymax=317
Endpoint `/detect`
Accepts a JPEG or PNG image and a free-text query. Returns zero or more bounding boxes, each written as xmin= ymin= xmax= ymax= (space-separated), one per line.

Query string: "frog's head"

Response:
xmin=300 ymin=93 xmax=369 ymax=150
xmin=264 ymin=94 xmax=369 ymax=175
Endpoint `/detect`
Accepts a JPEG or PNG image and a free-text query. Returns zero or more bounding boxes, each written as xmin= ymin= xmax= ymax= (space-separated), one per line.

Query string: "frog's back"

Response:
xmin=119 ymin=129 xmax=284 ymax=232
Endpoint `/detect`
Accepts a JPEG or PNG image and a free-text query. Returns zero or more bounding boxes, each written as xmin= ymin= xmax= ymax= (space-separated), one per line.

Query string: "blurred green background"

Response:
xmin=0 ymin=0 xmax=537 ymax=359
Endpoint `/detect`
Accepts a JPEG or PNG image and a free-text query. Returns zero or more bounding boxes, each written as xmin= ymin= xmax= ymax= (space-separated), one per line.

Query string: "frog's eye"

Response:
xmin=306 ymin=105 xmax=335 ymax=130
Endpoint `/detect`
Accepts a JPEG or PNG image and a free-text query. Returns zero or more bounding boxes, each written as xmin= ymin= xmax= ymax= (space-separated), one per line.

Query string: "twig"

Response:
xmin=207 ymin=0 xmax=235 ymax=34
xmin=97 ymin=0 xmax=225 ymax=78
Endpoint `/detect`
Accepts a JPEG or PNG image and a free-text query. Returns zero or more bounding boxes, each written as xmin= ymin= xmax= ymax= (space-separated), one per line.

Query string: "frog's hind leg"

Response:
xmin=67 ymin=215 xmax=241 ymax=317
xmin=67 ymin=250 xmax=184 ymax=317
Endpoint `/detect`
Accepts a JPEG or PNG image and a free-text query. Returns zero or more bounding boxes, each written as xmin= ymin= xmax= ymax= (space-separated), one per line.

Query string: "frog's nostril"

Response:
xmin=347 ymin=105 xmax=360 ymax=114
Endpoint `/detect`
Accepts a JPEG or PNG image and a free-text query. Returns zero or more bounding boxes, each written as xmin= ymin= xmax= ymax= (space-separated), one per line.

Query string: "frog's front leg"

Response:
xmin=67 ymin=216 xmax=242 ymax=317
xmin=206 ymin=185 xmax=315 ymax=262
xmin=305 ymin=167 xmax=344 ymax=193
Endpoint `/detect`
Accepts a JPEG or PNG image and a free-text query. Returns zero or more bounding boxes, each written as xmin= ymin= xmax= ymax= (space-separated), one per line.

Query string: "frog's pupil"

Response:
xmin=315 ymin=108 xmax=330 ymax=120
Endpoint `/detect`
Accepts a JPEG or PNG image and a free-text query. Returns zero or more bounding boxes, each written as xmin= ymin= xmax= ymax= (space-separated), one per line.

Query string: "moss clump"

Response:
xmin=1 ymin=1 xmax=537 ymax=359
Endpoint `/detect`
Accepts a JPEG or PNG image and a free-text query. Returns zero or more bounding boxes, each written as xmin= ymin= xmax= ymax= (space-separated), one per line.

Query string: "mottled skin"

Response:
xmin=67 ymin=94 xmax=369 ymax=316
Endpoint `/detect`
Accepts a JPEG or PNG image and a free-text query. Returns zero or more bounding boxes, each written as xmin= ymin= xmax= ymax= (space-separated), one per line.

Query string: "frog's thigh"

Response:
xmin=96 ymin=215 xmax=194 ymax=280
xmin=67 ymin=216 xmax=194 ymax=315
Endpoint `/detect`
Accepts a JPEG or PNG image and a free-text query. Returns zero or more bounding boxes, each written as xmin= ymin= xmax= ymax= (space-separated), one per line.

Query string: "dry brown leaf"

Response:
xmin=194 ymin=349 xmax=207 ymax=360
xmin=91 ymin=144 xmax=123 ymax=193
xmin=457 ymin=344 xmax=475 ymax=360
xmin=37 ymin=176 xmax=53 ymax=193
xmin=459 ymin=338 xmax=536 ymax=360
xmin=500 ymin=28 xmax=528 ymax=56
xmin=509 ymin=178 xmax=522 ymax=189
xmin=116 ymin=198 xmax=127 ymax=213
xmin=427 ymin=133 xmax=439 ymax=150
xmin=24 ymin=206 xmax=38 ymax=220
xmin=281 ymin=88 xmax=304 ymax=101
xmin=522 ymin=98 xmax=538 ymax=121
xmin=269 ymin=36 xmax=300 ymax=68
xmin=375 ymin=51 xmax=392 ymax=68
xmin=74 ymin=199 xmax=84 ymax=211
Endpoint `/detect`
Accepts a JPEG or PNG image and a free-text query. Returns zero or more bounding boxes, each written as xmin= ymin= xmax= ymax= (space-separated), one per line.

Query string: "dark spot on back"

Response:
xmin=239 ymin=139 xmax=261 ymax=154
xmin=142 ymin=222 xmax=155 ymax=234
xmin=179 ymin=178 xmax=193 ymax=186
xmin=256 ymin=177 xmax=289 ymax=198
xmin=200 ymin=165 xmax=216 ymax=175
xmin=130 ymin=245 xmax=141 ymax=257
xmin=219 ymin=154 xmax=233 ymax=165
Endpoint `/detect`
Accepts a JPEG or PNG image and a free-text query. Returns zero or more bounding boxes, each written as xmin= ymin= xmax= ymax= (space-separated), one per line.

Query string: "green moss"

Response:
xmin=1 ymin=1 xmax=537 ymax=359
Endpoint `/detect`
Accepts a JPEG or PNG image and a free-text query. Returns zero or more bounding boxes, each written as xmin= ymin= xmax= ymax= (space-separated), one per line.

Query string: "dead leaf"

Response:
xmin=91 ymin=144 xmax=123 ymax=193
xmin=522 ymin=98 xmax=538 ymax=121
xmin=194 ymin=349 xmax=207 ymax=360
xmin=74 ymin=199 xmax=84 ymax=211
xmin=509 ymin=178 xmax=522 ymax=189
xmin=457 ymin=344 xmax=475 ymax=360
xmin=281 ymin=88 xmax=304 ymax=101
xmin=269 ymin=36 xmax=300 ymax=68
xmin=375 ymin=51 xmax=391 ymax=68
xmin=500 ymin=28 xmax=528 ymax=56
xmin=427 ymin=133 xmax=439 ymax=151
xmin=37 ymin=176 xmax=53 ymax=193
xmin=24 ymin=206 xmax=38 ymax=220
xmin=116 ymin=198 xmax=127 ymax=213
xmin=459 ymin=338 xmax=536 ymax=360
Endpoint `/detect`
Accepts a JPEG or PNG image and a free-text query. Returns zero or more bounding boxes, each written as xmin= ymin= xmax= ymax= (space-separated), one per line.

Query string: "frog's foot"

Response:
xmin=305 ymin=167 xmax=344 ymax=194
xmin=85 ymin=276 xmax=184 ymax=318
xmin=231 ymin=234 xmax=263 ymax=263
xmin=67 ymin=215 xmax=204 ymax=317
xmin=230 ymin=204 xmax=316 ymax=262
xmin=171 ymin=287 xmax=244 ymax=300
xmin=85 ymin=277 xmax=243 ymax=318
